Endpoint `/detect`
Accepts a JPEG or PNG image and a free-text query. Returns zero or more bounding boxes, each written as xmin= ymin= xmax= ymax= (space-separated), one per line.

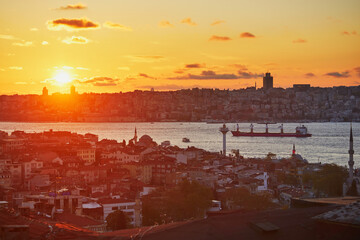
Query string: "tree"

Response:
xmin=221 ymin=188 xmax=274 ymax=210
xmin=303 ymin=164 xmax=347 ymax=197
xmin=142 ymin=180 xmax=213 ymax=226
xmin=106 ymin=210 xmax=129 ymax=231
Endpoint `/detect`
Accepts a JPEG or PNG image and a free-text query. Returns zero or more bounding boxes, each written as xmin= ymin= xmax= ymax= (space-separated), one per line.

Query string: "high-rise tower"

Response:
xmin=219 ymin=124 xmax=229 ymax=155
xmin=42 ymin=87 xmax=48 ymax=96
xmin=263 ymin=72 xmax=273 ymax=90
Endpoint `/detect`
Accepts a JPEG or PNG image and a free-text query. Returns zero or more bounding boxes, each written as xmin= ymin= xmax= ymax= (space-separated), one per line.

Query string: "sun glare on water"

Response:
xmin=54 ymin=71 xmax=71 ymax=85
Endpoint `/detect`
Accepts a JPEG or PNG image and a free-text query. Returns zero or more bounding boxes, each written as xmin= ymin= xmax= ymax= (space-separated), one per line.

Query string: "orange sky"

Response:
xmin=0 ymin=0 xmax=359 ymax=94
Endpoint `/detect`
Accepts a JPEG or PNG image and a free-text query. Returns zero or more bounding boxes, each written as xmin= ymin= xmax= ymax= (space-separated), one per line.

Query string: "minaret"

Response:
xmin=348 ymin=124 xmax=354 ymax=180
xmin=219 ymin=124 xmax=229 ymax=156
xmin=134 ymin=127 xmax=138 ymax=143
xmin=292 ymin=144 xmax=296 ymax=156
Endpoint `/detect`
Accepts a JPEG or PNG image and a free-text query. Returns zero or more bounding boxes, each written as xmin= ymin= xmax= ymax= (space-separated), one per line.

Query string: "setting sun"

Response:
xmin=54 ymin=71 xmax=71 ymax=85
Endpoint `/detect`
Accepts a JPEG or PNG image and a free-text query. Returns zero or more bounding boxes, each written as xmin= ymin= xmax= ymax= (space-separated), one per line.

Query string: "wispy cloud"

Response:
xmin=47 ymin=18 xmax=99 ymax=31
xmin=56 ymin=3 xmax=87 ymax=10
xmin=229 ymin=64 xmax=248 ymax=71
xmin=127 ymin=55 xmax=165 ymax=63
xmin=240 ymin=32 xmax=256 ymax=38
xmin=181 ymin=18 xmax=197 ymax=26
xmin=159 ymin=20 xmax=174 ymax=28
xmin=209 ymin=35 xmax=231 ymax=41
xmin=42 ymin=41 xmax=49 ymax=45
xmin=30 ymin=28 xmax=38 ymax=31
xmin=62 ymin=36 xmax=90 ymax=44
xmin=12 ymin=41 xmax=32 ymax=47
xmin=305 ymin=72 xmax=315 ymax=78
xmin=0 ymin=34 xmax=18 ymax=40
xmin=211 ymin=20 xmax=225 ymax=26
xmin=118 ymin=67 xmax=130 ymax=71
xmin=293 ymin=38 xmax=307 ymax=43
xmin=76 ymin=67 xmax=89 ymax=71
xmin=185 ymin=63 xmax=204 ymax=68
xmin=341 ymin=31 xmax=357 ymax=36
xmin=103 ymin=21 xmax=132 ymax=31
xmin=325 ymin=71 xmax=350 ymax=78
xmin=78 ymin=76 xmax=120 ymax=86
xmin=237 ymin=71 xmax=262 ymax=79
xmin=139 ymin=73 xmax=154 ymax=79
xmin=9 ymin=66 xmax=23 ymax=70
xmin=137 ymin=84 xmax=198 ymax=91
xmin=171 ymin=70 xmax=262 ymax=80
xmin=353 ymin=67 xmax=360 ymax=77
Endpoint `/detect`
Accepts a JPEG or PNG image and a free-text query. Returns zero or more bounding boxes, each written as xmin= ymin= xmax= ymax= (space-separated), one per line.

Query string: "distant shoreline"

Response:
xmin=0 ymin=120 xmax=353 ymax=124
xmin=0 ymin=120 xmax=352 ymax=124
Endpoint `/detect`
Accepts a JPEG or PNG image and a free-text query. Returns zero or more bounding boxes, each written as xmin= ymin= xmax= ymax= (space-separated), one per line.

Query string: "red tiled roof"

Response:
xmin=98 ymin=198 xmax=135 ymax=205
xmin=56 ymin=213 xmax=103 ymax=227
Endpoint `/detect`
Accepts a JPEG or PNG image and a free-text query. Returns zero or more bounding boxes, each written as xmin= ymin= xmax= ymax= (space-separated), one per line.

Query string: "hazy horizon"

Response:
xmin=1 ymin=0 xmax=359 ymax=95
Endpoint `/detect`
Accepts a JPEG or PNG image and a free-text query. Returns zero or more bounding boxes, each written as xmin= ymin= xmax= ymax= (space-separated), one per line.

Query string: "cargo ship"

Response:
xmin=231 ymin=124 xmax=312 ymax=138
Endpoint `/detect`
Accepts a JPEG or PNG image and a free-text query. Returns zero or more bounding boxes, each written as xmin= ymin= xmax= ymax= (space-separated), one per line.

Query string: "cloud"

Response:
xmin=118 ymin=67 xmax=130 ymax=71
xmin=30 ymin=28 xmax=38 ymax=31
xmin=181 ymin=18 xmax=197 ymax=26
xmin=78 ymin=76 xmax=120 ymax=86
xmin=325 ymin=71 xmax=350 ymax=78
xmin=354 ymin=67 xmax=360 ymax=77
xmin=137 ymin=84 xmax=193 ymax=90
xmin=305 ymin=73 xmax=315 ymax=78
xmin=185 ymin=63 xmax=204 ymax=68
xmin=229 ymin=64 xmax=248 ymax=71
xmin=56 ymin=3 xmax=87 ymax=10
xmin=159 ymin=21 xmax=174 ymax=28
xmin=0 ymin=34 xmax=17 ymax=40
xmin=240 ymin=32 xmax=255 ymax=38
xmin=127 ymin=55 xmax=165 ymax=63
xmin=209 ymin=35 xmax=232 ymax=41
xmin=12 ymin=41 xmax=32 ymax=47
xmin=62 ymin=36 xmax=89 ymax=44
xmin=211 ymin=20 xmax=225 ymax=26
xmin=76 ymin=67 xmax=89 ymax=70
xmin=342 ymin=31 xmax=357 ymax=36
xmin=139 ymin=73 xmax=154 ymax=79
xmin=103 ymin=21 xmax=132 ymax=31
xmin=171 ymin=70 xmax=263 ymax=80
xmin=174 ymin=70 xmax=185 ymax=74
xmin=9 ymin=66 xmax=23 ymax=70
xmin=237 ymin=71 xmax=262 ymax=79
xmin=42 ymin=41 xmax=49 ymax=45
xmin=47 ymin=18 xmax=99 ymax=31
xmin=293 ymin=38 xmax=307 ymax=43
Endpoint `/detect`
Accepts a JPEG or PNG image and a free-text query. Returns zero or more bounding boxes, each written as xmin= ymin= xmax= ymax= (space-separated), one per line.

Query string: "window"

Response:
xmin=112 ymin=206 xmax=118 ymax=210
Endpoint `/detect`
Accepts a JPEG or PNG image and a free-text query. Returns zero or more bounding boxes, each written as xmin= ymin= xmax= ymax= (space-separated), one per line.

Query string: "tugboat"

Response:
xmin=231 ymin=123 xmax=312 ymax=138
xmin=182 ymin=137 xmax=190 ymax=142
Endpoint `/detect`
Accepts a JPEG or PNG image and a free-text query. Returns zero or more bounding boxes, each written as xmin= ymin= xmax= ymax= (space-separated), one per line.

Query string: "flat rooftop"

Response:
xmin=293 ymin=196 xmax=360 ymax=205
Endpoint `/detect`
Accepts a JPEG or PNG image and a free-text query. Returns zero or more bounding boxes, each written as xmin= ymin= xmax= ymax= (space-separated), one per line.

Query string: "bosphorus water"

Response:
xmin=0 ymin=122 xmax=358 ymax=167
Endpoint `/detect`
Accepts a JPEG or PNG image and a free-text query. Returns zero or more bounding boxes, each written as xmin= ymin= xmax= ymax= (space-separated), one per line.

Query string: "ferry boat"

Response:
xmin=231 ymin=124 xmax=312 ymax=138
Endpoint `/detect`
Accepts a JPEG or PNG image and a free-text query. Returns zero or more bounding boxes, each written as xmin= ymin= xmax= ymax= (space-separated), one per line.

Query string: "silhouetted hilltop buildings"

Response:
xmin=2 ymin=85 xmax=360 ymax=122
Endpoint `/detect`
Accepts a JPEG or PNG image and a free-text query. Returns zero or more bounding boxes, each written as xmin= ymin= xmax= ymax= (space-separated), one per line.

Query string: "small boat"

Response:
xmin=231 ymin=124 xmax=312 ymax=138
xmin=182 ymin=137 xmax=190 ymax=142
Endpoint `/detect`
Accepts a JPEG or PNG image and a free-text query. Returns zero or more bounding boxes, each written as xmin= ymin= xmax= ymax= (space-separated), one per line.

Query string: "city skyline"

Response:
xmin=0 ymin=0 xmax=360 ymax=94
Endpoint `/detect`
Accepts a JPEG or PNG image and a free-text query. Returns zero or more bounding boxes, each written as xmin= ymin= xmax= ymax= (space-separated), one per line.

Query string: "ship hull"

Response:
xmin=231 ymin=131 xmax=312 ymax=138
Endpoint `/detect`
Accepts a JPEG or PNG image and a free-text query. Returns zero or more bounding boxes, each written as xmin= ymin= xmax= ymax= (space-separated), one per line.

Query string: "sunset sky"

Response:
xmin=0 ymin=0 xmax=359 ymax=94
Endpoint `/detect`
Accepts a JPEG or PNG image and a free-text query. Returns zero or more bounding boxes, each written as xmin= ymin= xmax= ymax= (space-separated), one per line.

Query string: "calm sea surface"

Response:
xmin=0 ymin=122 xmax=358 ymax=167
